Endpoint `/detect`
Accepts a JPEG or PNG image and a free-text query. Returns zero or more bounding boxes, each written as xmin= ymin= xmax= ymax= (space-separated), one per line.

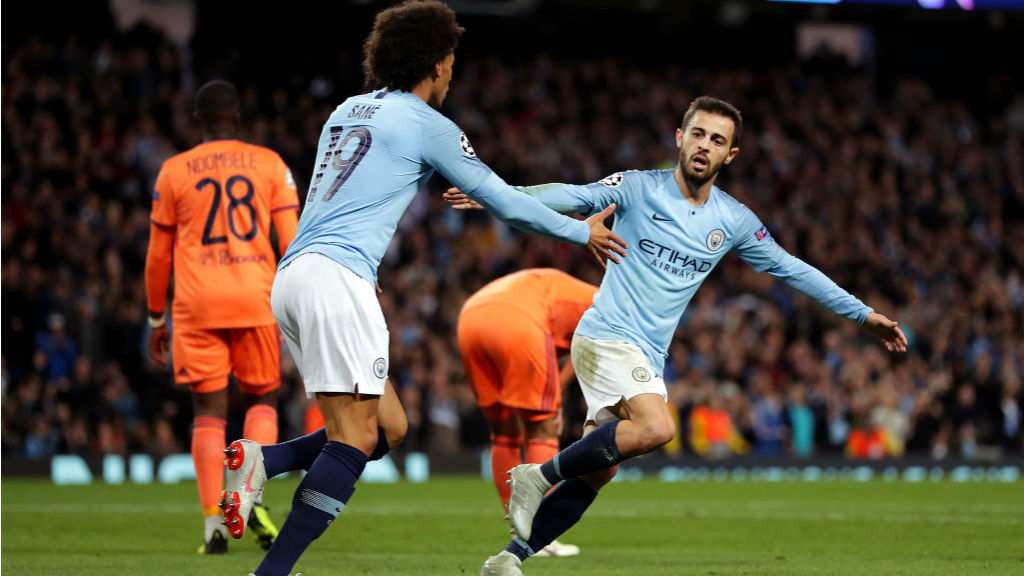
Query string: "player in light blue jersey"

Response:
xmin=449 ymin=96 xmax=907 ymax=576
xmin=218 ymin=3 xmax=626 ymax=576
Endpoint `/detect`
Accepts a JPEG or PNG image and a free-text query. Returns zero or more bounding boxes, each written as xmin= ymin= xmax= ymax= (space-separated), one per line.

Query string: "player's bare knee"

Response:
xmin=639 ymin=418 xmax=676 ymax=452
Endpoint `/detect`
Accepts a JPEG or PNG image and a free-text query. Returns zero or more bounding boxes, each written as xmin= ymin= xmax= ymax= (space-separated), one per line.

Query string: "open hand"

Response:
xmin=443 ymin=187 xmax=483 ymax=210
xmin=584 ymin=204 xmax=627 ymax=269
xmin=862 ymin=312 xmax=908 ymax=353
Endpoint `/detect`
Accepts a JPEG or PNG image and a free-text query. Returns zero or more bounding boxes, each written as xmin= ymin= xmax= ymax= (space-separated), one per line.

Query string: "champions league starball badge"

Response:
xmin=599 ymin=172 xmax=623 ymax=187
xmin=459 ymin=132 xmax=476 ymax=157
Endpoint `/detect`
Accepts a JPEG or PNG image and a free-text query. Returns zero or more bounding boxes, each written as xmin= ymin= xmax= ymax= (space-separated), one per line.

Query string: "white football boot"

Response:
xmin=505 ymin=464 xmax=551 ymax=541
xmin=534 ymin=539 xmax=580 ymax=557
xmin=219 ymin=439 xmax=267 ymax=540
xmin=479 ymin=552 xmax=524 ymax=576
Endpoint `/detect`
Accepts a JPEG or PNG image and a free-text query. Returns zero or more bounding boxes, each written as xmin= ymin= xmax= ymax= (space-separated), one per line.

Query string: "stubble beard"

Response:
xmin=679 ymin=151 xmax=721 ymax=187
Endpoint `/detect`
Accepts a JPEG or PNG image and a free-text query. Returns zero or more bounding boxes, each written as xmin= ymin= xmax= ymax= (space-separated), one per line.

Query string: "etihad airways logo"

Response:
xmin=639 ymin=238 xmax=713 ymax=279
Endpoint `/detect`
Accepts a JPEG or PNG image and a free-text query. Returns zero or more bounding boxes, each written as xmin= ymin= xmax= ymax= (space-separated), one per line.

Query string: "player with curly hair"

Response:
xmin=220 ymin=2 xmax=626 ymax=575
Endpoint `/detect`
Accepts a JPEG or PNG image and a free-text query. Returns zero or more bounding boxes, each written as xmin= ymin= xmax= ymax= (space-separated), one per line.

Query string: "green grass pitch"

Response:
xmin=3 ymin=475 xmax=1022 ymax=575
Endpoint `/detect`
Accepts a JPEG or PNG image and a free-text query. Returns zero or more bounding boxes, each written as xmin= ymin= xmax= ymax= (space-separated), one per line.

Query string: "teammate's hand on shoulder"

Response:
xmin=584 ymin=204 xmax=627 ymax=269
xmin=443 ymin=187 xmax=483 ymax=210
xmin=862 ymin=312 xmax=908 ymax=353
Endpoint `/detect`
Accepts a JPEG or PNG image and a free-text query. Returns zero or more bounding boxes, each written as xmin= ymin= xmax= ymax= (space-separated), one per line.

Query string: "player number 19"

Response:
xmin=307 ymin=126 xmax=373 ymax=203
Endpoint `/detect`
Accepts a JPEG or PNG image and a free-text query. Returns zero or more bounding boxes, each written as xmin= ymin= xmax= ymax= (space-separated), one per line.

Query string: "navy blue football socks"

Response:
xmin=262 ymin=426 xmax=391 ymax=478
xmin=255 ymin=441 xmax=366 ymax=576
xmin=539 ymin=420 xmax=623 ymax=485
xmin=262 ymin=428 xmax=327 ymax=478
xmin=506 ymin=478 xmax=598 ymax=561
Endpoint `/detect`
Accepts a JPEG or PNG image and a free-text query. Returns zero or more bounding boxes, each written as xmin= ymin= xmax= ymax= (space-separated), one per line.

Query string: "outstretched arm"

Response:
xmin=444 ymin=183 xmax=626 ymax=266
xmin=732 ymin=217 xmax=906 ymax=353
xmin=468 ymin=174 xmax=626 ymax=267
xmin=761 ymin=252 xmax=906 ymax=353
xmin=444 ymin=181 xmax=610 ymax=217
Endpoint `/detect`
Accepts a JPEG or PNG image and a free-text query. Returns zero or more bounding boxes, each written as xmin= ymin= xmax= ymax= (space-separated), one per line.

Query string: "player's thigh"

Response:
xmin=229 ymin=324 xmax=281 ymax=395
xmin=172 ymin=327 xmax=231 ymax=393
xmin=272 ymin=253 xmax=388 ymax=398
xmin=570 ymin=333 xmax=667 ymax=426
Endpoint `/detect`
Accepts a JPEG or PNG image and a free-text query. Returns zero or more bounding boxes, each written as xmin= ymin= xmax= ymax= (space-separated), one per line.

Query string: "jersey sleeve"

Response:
xmin=514 ymin=171 xmax=643 ymax=216
xmin=731 ymin=206 xmax=872 ymax=324
xmin=470 ymin=173 xmax=591 ymax=246
xmin=730 ymin=205 xmax=784 ymax=273
xmin=270 ymin=154 xmax=301 ymax=213
xmin=419 ymin=114 xmax=493 ymax=194
xmin=150 ymin=162 xmax=177 ymax=227
xmin=421 ymin=115 xmax=590 ymax=246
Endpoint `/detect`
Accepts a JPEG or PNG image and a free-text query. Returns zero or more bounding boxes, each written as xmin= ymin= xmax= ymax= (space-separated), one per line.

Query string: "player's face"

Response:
xmin=429 ymin=52 xmax=455 ymax=108
xmin=676 ymin=112 xmax=739 ymax=185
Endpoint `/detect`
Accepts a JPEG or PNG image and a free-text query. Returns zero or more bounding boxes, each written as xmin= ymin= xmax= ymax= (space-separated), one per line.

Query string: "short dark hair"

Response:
xmin=681 ymin=96 xmax=743 ymax=148
xmin=362 ymin=0 xmax=464 ymax=92
xmin=194 ymin=80 xmax=239 ymax=121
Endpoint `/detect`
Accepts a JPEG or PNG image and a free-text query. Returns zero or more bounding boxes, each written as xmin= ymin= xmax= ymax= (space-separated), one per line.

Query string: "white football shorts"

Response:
xmin=271 ymin=252 xmax=388 ymax=398
xmin=570 ymin=333 xmax=667 ymax=426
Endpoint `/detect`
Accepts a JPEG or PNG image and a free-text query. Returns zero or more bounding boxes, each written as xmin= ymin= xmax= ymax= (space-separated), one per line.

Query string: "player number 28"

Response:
xmin=307 ymin=126 xmax=372 ymax=203
xmin=197 ymin=175 xmax=258 ymax=245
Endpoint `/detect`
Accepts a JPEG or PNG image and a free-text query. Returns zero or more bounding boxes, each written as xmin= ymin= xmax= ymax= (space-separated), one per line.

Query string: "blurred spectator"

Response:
xmin=688 ymin=383 xmax=750 ymax=459
xmin=35 ymin=313 xmax=77 ymax=381
xmin=786 ymin=385 xmax=815 ymax=458
xmin=750 ymin=377 xmax=787 ymax=456
xmin=869 ymin=381 xmax=911 ymax=457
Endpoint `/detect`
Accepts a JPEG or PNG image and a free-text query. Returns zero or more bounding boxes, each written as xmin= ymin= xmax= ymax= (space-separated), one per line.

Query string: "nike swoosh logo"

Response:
xmin=244 ymin=461 xmax=259 ymax=493
xmin=652 ymin=213 xmax=672 ymax=222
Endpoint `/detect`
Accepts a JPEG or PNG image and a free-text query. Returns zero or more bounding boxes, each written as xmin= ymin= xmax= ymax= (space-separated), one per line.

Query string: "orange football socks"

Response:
xmin=243 ymin=404 xmax=279 ymax=447
xmin=192 ymin=415 xmax=227 ymax=517
xmin=490 ymin=435 xmax=523 ymax=507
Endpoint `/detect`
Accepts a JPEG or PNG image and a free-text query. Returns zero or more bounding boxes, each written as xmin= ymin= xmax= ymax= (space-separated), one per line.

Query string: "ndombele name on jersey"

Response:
xmin=185 ymin=151 xmax=257 ymax=176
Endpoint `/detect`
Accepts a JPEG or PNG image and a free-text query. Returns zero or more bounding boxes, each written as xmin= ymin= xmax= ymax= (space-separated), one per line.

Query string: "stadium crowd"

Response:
xmin=3 ymin=23 xmax=1023 ymax=465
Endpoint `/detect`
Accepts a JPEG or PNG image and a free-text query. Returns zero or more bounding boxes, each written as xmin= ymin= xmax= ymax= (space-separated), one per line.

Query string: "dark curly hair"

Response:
xmin=362 ymin=0 xmax=464 ymax=92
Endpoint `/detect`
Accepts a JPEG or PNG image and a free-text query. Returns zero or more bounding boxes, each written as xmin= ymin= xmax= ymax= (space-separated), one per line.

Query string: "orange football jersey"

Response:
xmin=461 ymin=268 xmax=597 ymax=352
xmin=150 ymin=140 xmax=299 ymax=329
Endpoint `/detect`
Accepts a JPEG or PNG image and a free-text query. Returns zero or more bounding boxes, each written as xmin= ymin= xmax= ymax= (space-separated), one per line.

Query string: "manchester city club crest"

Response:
xmin=373 ymin=357 xmax=387 ymax=379
xmin=599 ymin=172 xmax=623 ymax=187
xmin=706 ymin=229 xmax=725 ymax=251
xmin=459 ymin=132 xmax=476 ymax=157
xmin=631 ymin=367 xmax=651 ymax=382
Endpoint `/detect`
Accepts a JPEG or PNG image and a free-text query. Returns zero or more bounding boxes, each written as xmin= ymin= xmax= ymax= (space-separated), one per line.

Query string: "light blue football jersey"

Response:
xmin=519 ymin=169 xmax=872 ymax=376
xmin=281 ymin=89 xmax=590 ymax=283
